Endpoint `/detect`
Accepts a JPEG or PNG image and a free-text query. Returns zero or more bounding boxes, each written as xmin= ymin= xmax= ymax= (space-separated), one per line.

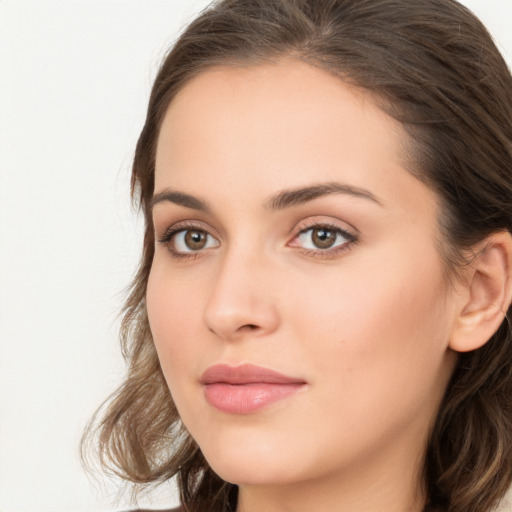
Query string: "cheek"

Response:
xmin=146 ymin=262 xmax=204 ymax=379
xmin=281 ymin=246 xmax=454 ymax=462
xmin=293 ymin=244 xmax=451 ymax=383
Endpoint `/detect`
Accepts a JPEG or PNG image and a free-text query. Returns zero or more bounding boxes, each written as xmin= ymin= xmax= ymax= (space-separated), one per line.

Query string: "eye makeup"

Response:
xmin=157 ymin=218 xmax=359 ymax=261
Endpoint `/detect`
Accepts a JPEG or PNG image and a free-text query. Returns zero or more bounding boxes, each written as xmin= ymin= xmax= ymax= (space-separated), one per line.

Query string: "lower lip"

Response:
xmin=204 ymin=382 xmax=304 ymax=414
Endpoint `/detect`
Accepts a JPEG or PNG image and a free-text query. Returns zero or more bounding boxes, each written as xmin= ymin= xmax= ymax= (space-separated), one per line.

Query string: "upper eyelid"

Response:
xmin=293 ymin=217 xmax=358 ymax=238
xmin=158 ymin=219 xmax=218 ymax=238
xmin=158 ymin=218 xmax=354 ymax=234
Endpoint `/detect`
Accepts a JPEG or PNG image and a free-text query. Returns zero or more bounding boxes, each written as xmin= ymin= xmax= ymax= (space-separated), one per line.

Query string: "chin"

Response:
xmin=210 ymin=459 xmax=296 ymax=487
xmin=199 ymin=435 xmax=306 ymax=486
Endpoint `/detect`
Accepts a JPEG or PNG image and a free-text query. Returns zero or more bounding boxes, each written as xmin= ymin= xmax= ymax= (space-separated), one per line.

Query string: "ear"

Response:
xmin=449 ymin=231 xmax=512 ymax=353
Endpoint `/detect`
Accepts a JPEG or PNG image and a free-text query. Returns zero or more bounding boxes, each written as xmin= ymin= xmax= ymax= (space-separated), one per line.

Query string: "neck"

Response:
xmin=236 ymin=431 xmax=427 ymax=512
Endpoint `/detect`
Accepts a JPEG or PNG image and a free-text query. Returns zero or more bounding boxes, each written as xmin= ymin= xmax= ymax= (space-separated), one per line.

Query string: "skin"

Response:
xmin=147 ymin=59 xmax=463 ymax=512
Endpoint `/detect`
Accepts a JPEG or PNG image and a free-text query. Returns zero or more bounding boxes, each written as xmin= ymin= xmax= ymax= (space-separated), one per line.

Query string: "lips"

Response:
xmin=200 ymin=364 xmax=306 ymax=414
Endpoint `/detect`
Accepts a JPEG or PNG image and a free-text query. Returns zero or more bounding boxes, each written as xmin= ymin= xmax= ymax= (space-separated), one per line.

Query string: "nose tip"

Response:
xmin=205 ymin=301 xmax=278 ymax=341
xmin=203 ymin=261 xmax=279 ymax=341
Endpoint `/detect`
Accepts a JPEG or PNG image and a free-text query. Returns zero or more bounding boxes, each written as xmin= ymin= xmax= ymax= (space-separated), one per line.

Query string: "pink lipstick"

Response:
xmin=201 ymin=364 xmax=306 ymax=414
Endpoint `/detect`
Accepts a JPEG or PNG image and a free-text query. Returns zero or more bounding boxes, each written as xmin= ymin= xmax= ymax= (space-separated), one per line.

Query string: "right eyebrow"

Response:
xmin=150 ymin=189 xmax=212 ymax=213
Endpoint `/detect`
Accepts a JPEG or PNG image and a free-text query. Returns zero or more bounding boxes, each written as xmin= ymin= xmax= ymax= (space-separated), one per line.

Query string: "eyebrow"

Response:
xmin=150 ymin=182 xmax=383 ymax=212
xmin=264 ymin=182 xmax=383 ymax=210
xmin=150 ymin=190 xmax=212 ymax=213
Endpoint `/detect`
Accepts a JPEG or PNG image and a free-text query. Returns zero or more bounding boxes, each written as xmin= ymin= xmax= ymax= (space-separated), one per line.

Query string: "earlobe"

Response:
xmin=449 ymin=231 xmax=512 ymax=353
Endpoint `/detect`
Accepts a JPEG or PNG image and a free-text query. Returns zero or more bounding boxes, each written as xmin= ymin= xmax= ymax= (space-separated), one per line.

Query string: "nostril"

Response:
xmin=207 ymin=321 xmax=261 ymax=338
xmin=241 ymin=324 xmax=259 ymax=331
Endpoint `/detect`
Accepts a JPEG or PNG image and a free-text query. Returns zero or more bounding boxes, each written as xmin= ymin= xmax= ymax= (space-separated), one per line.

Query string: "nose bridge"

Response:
xmin=204 ymin=239 xmax=279 ymax=340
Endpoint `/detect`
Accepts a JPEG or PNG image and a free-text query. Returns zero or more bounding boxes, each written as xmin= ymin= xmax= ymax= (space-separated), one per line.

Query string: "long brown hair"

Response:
xmin=82 ymin=1 xmax=512 ymax=511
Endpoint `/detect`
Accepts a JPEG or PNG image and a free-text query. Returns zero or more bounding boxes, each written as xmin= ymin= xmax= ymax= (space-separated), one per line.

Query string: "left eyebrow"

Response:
xmin=264 ymin=182 xmax=384 ymax=210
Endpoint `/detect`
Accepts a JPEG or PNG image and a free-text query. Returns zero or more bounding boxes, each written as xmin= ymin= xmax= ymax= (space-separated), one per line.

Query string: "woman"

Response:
xmin=83 ymin=1 xmax=512 ymax=511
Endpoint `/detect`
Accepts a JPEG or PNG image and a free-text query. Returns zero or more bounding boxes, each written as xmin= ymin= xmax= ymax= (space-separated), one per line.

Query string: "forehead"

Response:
xmin=154 ymin=59 xmax=434 ymax=218
xmin=158 ymin=60 xmax=401 ymax=144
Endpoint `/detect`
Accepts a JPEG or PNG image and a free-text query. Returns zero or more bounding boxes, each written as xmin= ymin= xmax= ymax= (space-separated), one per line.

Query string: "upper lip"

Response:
xmin=200 ymin=364 xmax=305 ymax=385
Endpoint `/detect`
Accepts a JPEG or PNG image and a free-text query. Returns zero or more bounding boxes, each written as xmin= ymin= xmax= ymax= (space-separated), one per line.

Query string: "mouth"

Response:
xmin=200 ymin=364 xmax=307 ymax=414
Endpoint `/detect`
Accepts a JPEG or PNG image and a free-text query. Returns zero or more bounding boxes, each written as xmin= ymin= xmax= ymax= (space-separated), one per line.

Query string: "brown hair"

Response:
xmin=82 ymin=1 xmax=512 ymax=511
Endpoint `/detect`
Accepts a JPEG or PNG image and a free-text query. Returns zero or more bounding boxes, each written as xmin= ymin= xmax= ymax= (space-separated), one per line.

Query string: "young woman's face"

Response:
xmin=147 ymin=59 xmax=459 ymax=497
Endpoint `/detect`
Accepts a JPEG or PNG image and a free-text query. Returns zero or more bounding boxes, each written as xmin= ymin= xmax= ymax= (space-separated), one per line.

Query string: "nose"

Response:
xmin=203 ymin=248 xmax=280 ymax=341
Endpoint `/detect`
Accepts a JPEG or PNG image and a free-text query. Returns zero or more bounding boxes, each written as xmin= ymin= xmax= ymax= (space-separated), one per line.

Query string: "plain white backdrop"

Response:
xmin=0 ymin=1 xmax=511 ymax=511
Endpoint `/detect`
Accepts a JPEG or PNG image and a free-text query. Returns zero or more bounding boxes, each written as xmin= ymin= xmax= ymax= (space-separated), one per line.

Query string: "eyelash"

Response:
xmin=157 ymin=221 xmax=358 ymax=261
xmin=157 ymin=221 xmax=214 ymax=261
xmin=291 ymin=221 xmax=358 ymax=259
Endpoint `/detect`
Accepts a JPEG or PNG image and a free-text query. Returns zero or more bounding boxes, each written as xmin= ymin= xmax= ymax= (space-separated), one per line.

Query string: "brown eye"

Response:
xmin=162 ymin=227 xmax=220 ymax=256
xmin=294 ymin=224 xmax=354 ymax=253
xmin=311 ymin=227 xmax=337 ymax=249
xmin=184 ymin=230 xmax=208 ymax=250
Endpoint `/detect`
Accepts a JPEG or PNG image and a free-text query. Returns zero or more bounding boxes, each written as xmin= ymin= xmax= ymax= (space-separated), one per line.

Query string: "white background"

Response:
xmin=0 ymin=1 xmax=511 ymax=511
